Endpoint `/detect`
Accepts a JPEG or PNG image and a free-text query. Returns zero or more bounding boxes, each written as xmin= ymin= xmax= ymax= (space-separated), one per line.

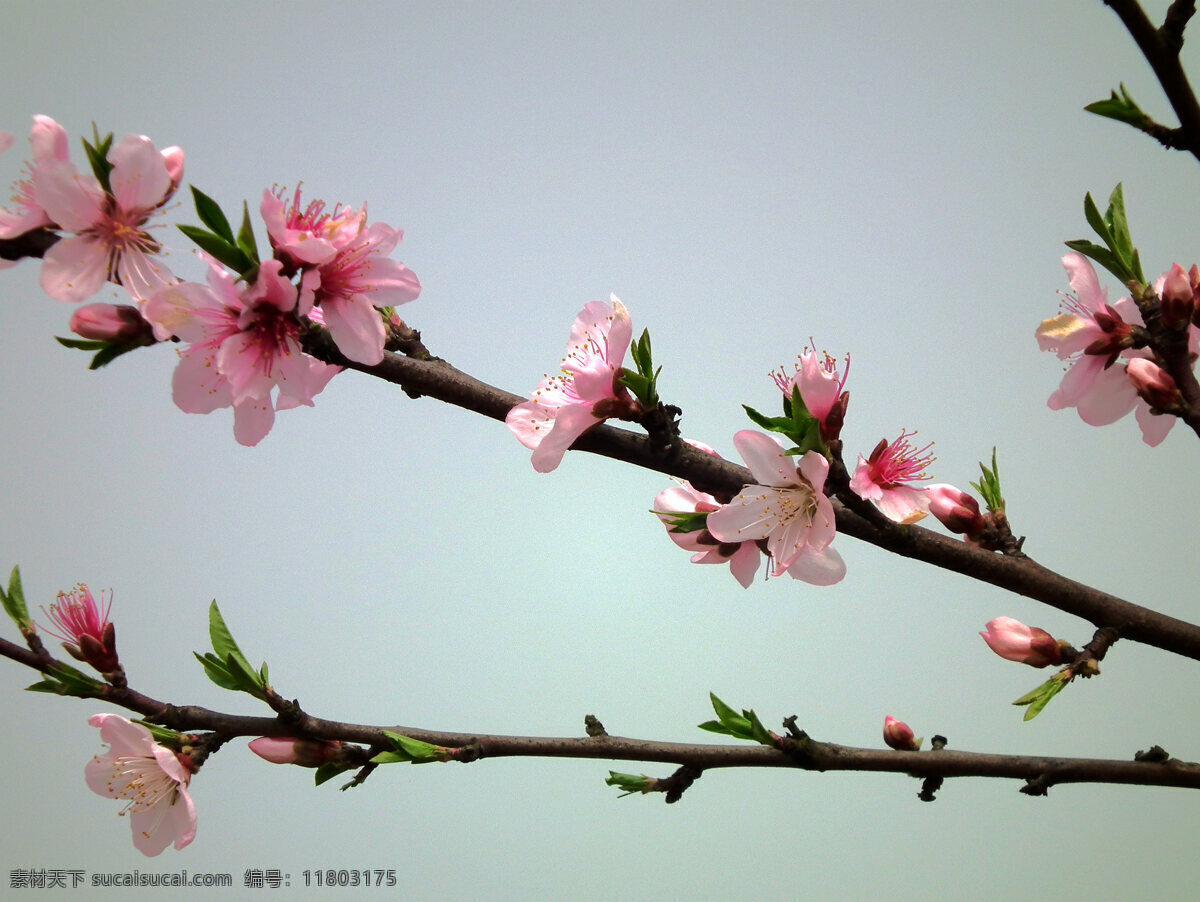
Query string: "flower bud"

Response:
xmin=980 ymin=617 xmax=1063 ymax=668
xmin=249 ymin=736 xmax=343 ymax=767
xmin=926 ymin=484 xmax=985 ymax=536
xmin=1126 ymin=358 xmax=1178 ymax=409
xmin=160 ymin=145 xmax=185 ymax=194
xmin=883 ymin=716 xmax=921 ymax=751
xmin=1160 ymin=263 xmax=1195 ymax=330
xmin=69 ymin=303 xmax=155 ymax=345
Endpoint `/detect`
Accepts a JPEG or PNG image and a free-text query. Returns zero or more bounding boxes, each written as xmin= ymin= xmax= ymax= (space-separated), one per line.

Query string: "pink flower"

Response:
xmin=39 ymin=584 xmax=119 ymax=672
xmin=261 ymin=185 xmax=364 ymax=266
xmin=85 ymin=714 xmax=196 ymax=856
xmin=249 ymin=736 xmax=343 ymax=767
xmin=35 ymin=131 xmax=183 ymax=302
xmin=706 ymin=430 xmax=845 ymax=585
xmin=772 ymin=343 xmax=850 ymax=441
xmin=298 ymin=220 xmax=421 ymax=365
xmin=144 ymin=257 xmax=340 ymax=445
xmin=506 ymin=295 xmax=634 ymax=472
xmin=925 ymin=484 xmax=985 ymax=536
xmin=654 ymin=482 xmax=763 ymax=588
xmin=848 ymin=430 xmax=933 ymax=524
xmin=980 ymin=617 xmax=1063 ymax=668
xmin=0 ymin=115 xmax=69 ymax=246
xmin=883 ymin=716 xmax=921 ymax=751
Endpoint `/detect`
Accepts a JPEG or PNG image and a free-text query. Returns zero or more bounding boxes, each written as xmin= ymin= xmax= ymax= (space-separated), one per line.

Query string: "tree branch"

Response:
xmin=300 ymin=332 xmax=1200 ymax=663
xmin=1104 ymin=0 xmax=1200 ymax=161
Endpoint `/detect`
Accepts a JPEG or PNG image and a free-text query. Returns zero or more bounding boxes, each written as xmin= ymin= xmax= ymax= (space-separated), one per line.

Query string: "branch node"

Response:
xmin=662 ymin=764 xmax=703 ymax=804
xmin=1134 ymin=744 xmax=1171 ymax=763
xmin=584 ymin=714 xmax=608 ymax=737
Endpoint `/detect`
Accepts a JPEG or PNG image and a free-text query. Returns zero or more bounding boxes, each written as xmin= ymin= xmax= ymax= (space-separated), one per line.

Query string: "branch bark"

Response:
xmin=301 ymin=332 xmax=1200 ymax=663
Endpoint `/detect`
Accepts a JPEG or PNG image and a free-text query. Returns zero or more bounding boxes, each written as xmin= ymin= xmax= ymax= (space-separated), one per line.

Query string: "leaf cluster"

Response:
xmin=697 ymin=693 xmax=776 ymax=746
xmin=178 ymin=187 xmax=261 ymax=280
xmin=194 ymin=601 xmax=270 ymax=699
xmin=1065 ymin=183 xmax=1146 ymax=286
xmin=620 ymin=328 xmax=661 ymax=410
xmin=743 ymin=386 xmax=822 ymax=456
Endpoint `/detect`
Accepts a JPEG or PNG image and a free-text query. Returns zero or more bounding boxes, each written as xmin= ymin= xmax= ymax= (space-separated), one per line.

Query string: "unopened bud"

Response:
xmin=1160 ymin=263 xmax=1195 ymax=330
xmin=883 ymin=716 xmax=921 ymax=751
xmin=980 ymin=617 xmax=1063 ymax=668
xmin=249 ymin=736 xmax=343 ymax=767
xmin=1126 ymin=358 xmax=1178 ymax=409
xmin=160 ymin=146 xmax=185 ymax=194
xmin=69 ymin=303 xmax=155 ymax=345
xmin=926 ymin=484 xmax=985 ymax=536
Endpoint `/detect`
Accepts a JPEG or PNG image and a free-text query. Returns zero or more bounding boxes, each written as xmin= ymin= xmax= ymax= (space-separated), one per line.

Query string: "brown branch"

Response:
xmin=4 ymin=634 xmax=1198 ymax=795
xmin=1104 ymin=0 xmax=1200 ymax=161
xmin=299 ymin=333 xmax=1200 ymax=663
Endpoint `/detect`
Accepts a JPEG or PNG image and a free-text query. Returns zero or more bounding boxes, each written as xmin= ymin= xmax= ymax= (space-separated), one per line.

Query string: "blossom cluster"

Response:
xmin=1 ymin=116 xmax=421 ymax=445
xmin=1037 ymin=253 xmax=1199 ymax=446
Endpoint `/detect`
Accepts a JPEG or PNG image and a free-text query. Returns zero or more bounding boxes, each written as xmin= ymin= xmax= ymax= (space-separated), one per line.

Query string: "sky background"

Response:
xmin=2 ymin=1 xmax=1199 ymax=899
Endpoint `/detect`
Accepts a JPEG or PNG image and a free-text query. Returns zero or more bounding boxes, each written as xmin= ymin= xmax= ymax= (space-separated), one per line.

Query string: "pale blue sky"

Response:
xmin=2 ymin=2 xmax=1199 ymax=899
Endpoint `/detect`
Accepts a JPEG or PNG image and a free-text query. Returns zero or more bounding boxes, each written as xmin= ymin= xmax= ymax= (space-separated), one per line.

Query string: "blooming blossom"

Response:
xmin=848 ymin=430 xmax=933 ymax=524
xmin=261 ymin=185 xmax=364 ymax=266
xmin=506 ymin=295 xmax=634 ymax=472
xmin=1035 ymin=253 xmax=1188 ymax=446
xmin=883 ymin=716 xmax=921 ymax=751
xmin=39 ymin=583 xmax=118 ymax=672
xmin=144 ymin=257 xmax=339 ymax=445
xmin=35 ymin=131 xmax=183 ymax=302
xmin=706 ymin=430 xmax=845 ymax=585
xmin=980 ymin=617 xmax=1063 ymax=668
xmin=2 ymin=117 xmax=71 ymax=254
xmin=85 ymin=714 xmax=196 ymax=856
xmin=298 ymin=220 xmax=421 ymax=365
xmin=772 ymin=343 xmax=849 ymax=441
xmin=654 ymin=482 xmax=763 ymax=588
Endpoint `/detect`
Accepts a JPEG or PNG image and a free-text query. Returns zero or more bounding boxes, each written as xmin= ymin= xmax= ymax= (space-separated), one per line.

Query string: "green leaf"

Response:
xmin=606 ymin=771 xmax=654 ymax=796
xmin=27 ymin=661 xmax=104 ymax=697
xmin=314 ymin=760 xmax=358 ymax=786
xmin=190 ymin=186 xmax=235 ymax=243
xmin=378 ymin=730 xmax=449 ymax=764
xmin=1012 ymin=675 xmax=1069 ymax=721
xmin=208 ymin=600 xmax=246 ymax=662
xmin=970 ymin=447 xmax=1005 ymax=513
xmin=55 ymin=336 xmax=108 ymax=351
xmin=177 ymin=225 xmax=252 ymax=274
xmin=81 ymin=131 xmax=114 ymax=195
xmin=2 ymin=566 xmax=31 ymax=628
xmin=654 ymin=509 xmax=708 ymax=534
xmin=194 ymin=651 xmax=242 ymax=692
xmin=87 ymin=342 xmax=142 ymax=370
xmin=1106 ymin=184 xmax=1133 ymax=264
xmin=236 ymin=201 xmax=261 ymax=265
xmin=1084 ymin=84 xmax=1148 ymax=128
xmin=1082 ymin=192 xmax=1110 ymax=247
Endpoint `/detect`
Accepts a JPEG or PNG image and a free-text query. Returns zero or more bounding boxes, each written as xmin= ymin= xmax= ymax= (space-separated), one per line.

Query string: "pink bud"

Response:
xmin=883 ymin=716 xmax=921 ymax=751
xmin=249 ymin=736 xmax=342 ymax=767
xmin=1161 ymin=263 xmax=1195 ymax=330
xmin=1126 ymin=358 xmax=1178 ymax=409
xmin=980 ymin=617 xmax=1062 ymax=667
xmin=160 ymin=145 xmax=185 ymax=193
xmin=926 ymin=484 xmax=984 ymax=536
xmin=69 ymin=303 xmax=155 ymax=344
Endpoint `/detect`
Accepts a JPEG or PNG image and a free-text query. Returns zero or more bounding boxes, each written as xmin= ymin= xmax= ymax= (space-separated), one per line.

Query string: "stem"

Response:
xmin=302 ymin=334 xmax=1200 ymax=663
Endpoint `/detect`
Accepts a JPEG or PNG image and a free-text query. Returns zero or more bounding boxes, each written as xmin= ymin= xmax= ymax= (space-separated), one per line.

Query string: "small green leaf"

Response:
xmin=81 ymin=132 xmax=114 ymax=195
xmin=606 ymin=771 xmax=654 ymax=796
xmin=87 ymin=342 xmax=141 ymax=370
xmin=177 ymin=225 xmax=252 ymax=274
xmin=654 ymin=509 xmax=708 ymax=534
xmin=1063 ymin=239 xmax=1124 ymax=283
xmin=190 ymin=187 xmax=236 ymax=243
xmin=1012 ymin=674 xmax=1069 ymax=721
xmin=194 ymin=651 xmax=242 ymax=692
xmin=55 ymin=336 xmax=108 ymax=351
xmin=1082 ymin=192 xmax=1110 ymax=247
xmin=1083 ymin=83 xmax=1148 ymax=127
xmin=236 ymin=201 xmax=261 ymax=265
xmin=379 ymin=730 xmax=449 ymax=763
xmin=2 ymin=566 xmax=31 ymax=628
xmin=314 ymin=760 xmax=357 ymax=786
xmin=208 ymin=601 xmax=246 ymax=662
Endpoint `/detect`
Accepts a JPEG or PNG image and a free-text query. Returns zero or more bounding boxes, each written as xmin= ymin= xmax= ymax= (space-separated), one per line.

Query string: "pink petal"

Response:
xmin=731 ymin=430 xmax=795 ymax=487
xmin=322 ymin=294 xmax=386 ymax=365
xmin=173 ymin=346 xmax=232 ymax=414
xmin=232 ymin=396 xmax=276 ymax=446
xmin=505 ymin=397 xmax=558 ymax=451
xmin=706 ymin=485 xmax=782 ymax=542
xmin=784 ymin=545 xmax=846 ymax=585
xmin=1061 ymin=252 xmax=1107 ymax=311
xmin=40 ymin=234 xmax=108 ymax=302
xmin=108 ymin=135 xmax=171 ymax=211
xmin=530 ymin=403 xmax=600 ymax=472
xmin=33 ymin=159 xmax=103 ymax=231
xmin=1135 ymin=401 xmax=1175 ymax=446
xmin=728 ymin=542 xmax=762 ymax=588
xmin=1075 ymin=364 xmax=1138 ymax=425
